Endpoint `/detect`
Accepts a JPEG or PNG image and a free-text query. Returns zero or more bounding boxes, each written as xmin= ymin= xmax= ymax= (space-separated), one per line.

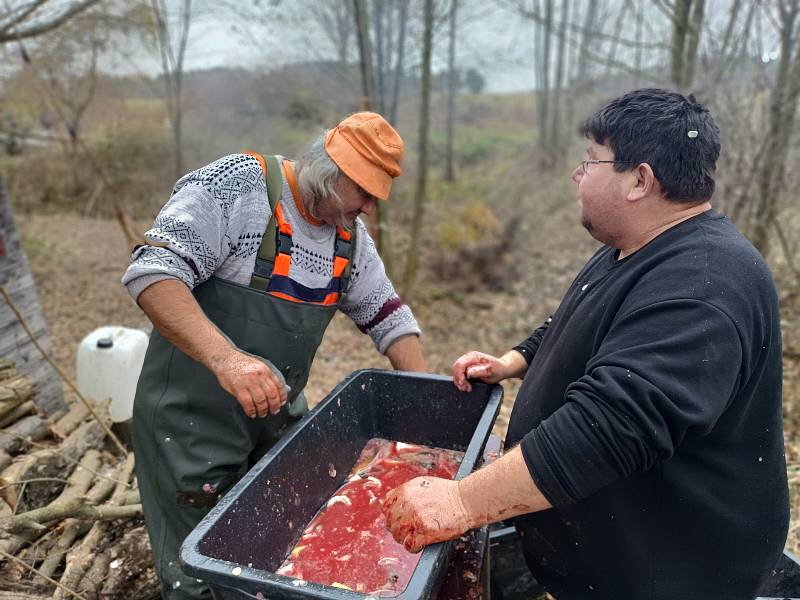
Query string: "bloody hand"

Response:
xmin=382 ymin=476 xmax=472 ymax=553
xmin=212 ymin=350 xmax=288 ymax=418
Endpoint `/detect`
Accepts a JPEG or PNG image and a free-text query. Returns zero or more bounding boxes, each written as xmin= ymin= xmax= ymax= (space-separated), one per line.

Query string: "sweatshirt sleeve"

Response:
xmin=121 ymin=153 xmax=266 ymax=301
xmin=339 ymin=220 xmax=421 ymax=354
xmin=513 ymin=316 xmax=552 ymax=365
xmin=520 ymin=298 xmax=743 ymax=506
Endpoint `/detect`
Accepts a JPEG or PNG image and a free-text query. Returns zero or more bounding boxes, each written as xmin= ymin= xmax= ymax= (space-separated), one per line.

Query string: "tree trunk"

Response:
xmin=353 ymin=0 xmax=376 ymax=109
xmin=670 ymin=0 xmax=704 ymax=89
xmin=683 ymin=0 xmax=705 ymax=88
xmin=576 ymin=0 xmax=599 ymax=81
xmin=389 ymin=0 xmax=408 ymax=125
xmin=536 ymin=0 xmax=553 ymax=158
xmin=549 ymin=0 xmax=569 ymax=159
xmin=444 ymin=0 xmax=458 ymax=182
xmin=749 ymin=0 xmax=800 ymax=254
xmin=373 ymin=0 xmax=386 ymax=114
xmin=353 ymin=0 xmax=393 ymax=274
xmin=402 ymin=0 xmax=434 ymax=295
xmin=604 ymin=0 xmax=628 ymax=75
xmin=151 ymin=0 xmax=192 ymax=180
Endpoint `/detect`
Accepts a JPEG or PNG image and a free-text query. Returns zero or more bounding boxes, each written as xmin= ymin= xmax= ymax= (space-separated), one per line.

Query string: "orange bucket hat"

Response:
xmin=324 ymin=112 xmax=404 ymax=201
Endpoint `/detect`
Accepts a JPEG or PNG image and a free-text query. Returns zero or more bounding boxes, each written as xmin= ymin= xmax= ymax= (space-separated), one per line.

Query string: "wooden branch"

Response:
xmin=0 ymin=0 xmax=102 ymax=43
xmin=0 ymin=592 xmax=52 ymax=600
xmin=0 ymin=0 xmax=49 ymax=39
xmin=0 ymin=286 xmax=128 ymax=456
xmin=0 ymin=401 xmax=36 ymax=430
xmin=1 ymin=499 xmax=143 ymax=534
xmin=84 ymin=471 xmax=117 ymax=506
xmin=0 ymin=421 xmax=110 ymax=554
xmin=0 ymin=442 xmax=100 ymax=531
xmin=55 ymin=455 xmax=135 ymax=599
xmin=100 ymin=526 xmax=154 ymax=596
xmin=0 ymin=415 xmax=49 ymax=454
xmin=50 ymin=403 xmax=89 ymax=440
xmin=119 ymin=489 xmax=141 ymax=506
xmin=0 ymin=548 xmax=89 ymax=600
xmin=53 ymin=449 xmax=100 ymax=504
xmin=36 ymin=519 xmax=89 ymax=582
xmin=0 ymin=450 xmax=10 ymax=473
xmin=0 ymin=376 xmax=35 ymax=422
xmin=0 ymin=360 xmax=20 ymax=382
xmin=76 ymin=546 xmax=112 ymax=596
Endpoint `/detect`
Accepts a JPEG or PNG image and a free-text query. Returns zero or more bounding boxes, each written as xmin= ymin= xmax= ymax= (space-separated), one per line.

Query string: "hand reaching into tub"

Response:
xmin=382 ymin=476 xmax=472 ymax=553
xmin=382 ymin=447 xmax=552 ymax=553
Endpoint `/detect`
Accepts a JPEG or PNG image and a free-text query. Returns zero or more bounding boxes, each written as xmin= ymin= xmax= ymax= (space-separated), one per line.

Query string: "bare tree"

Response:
xmin=548 ymin=0 xmax=568 ymax=155
xmin=388 ymin=0 xmax=408 ymax=124
xmin=576 ymin=0 xmax=600 ymax=81
xmin=353 ymin=0 xmax=395 ymax=274
xmin=353 ymin=0 xmax=377 ymax=109
xmin=443 ymin=0 xmax=458 ymax=182
xmin=402 ymin=0 xmax=434 ymax=294
xmin=150 ymin=0 xmax=193 ymax=179
xmin=314 ymin=1 xmax=353 ymax=69
xmin=373 ymin=0 xmax=387 ymax=113
xmin=39 ymin=33 xmax=101 ymax=194
xmin=668 ymin=0 xmax=706 ymax=89
xmin=747 ymin=0 xmax=800 ymax=258
xmin=0 ymin=0 xmax=102 ymax=44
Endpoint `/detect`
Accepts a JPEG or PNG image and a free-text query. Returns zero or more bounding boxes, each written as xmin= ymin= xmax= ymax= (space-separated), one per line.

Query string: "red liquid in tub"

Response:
xmin=277 ymin=438 xmax=463 ymax=596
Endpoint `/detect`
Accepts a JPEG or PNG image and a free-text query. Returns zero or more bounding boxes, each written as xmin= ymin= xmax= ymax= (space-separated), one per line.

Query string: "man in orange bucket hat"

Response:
xmin=123 ymin=112 xmax=424 ymax=599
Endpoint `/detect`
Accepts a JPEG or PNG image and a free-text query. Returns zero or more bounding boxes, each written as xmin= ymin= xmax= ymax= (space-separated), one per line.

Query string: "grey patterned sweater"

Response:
xmin=122 ymin=153 xmax=420 ymax=354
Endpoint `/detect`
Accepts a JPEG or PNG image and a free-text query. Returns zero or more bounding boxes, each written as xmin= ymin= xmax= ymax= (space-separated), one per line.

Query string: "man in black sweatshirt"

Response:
xmin=381 ymin=88 xmax=789 ymax=599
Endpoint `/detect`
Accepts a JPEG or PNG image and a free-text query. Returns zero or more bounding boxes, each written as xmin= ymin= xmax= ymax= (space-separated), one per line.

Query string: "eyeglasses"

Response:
xmin=577 ymin=160 xmax=632 ymax=175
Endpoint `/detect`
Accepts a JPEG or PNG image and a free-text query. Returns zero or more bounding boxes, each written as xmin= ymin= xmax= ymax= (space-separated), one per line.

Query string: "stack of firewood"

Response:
xmin=0 ymin=358 xmax=158 ymax=599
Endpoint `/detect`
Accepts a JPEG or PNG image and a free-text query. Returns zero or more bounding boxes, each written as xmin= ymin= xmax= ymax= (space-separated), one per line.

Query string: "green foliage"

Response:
xmin=92 ymin=125 xmax=171 ymax=178
xmin=6 ymin=125 xmax=173 ymax=218
xmin=463 ymin=68 xmax=486 ymax=94
xmin=431 ymin=127 xmax=532 ymax=169
xmin=437 ymin=201 xmax=499 ymax=250
xmin=21 ymin=235 xmax=46 ymax=260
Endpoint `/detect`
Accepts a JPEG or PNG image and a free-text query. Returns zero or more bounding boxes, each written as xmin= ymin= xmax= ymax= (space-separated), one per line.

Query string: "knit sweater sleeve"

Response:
xmin=339 ymin=220 xmax=421 ymax=354
xmin=121 ymin=154 xmax=267 ymax=301
xmin=520 ymin=298 xmax=743 ymax=506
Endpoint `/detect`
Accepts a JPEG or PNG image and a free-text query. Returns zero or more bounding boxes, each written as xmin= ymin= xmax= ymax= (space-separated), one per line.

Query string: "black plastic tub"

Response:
xmin=180 ymin=369 xmax=503 ymax=600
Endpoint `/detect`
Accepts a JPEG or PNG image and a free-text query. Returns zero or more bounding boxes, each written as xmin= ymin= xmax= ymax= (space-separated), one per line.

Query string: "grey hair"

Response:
xmin=295 ymin=133 xmax=345 ymax=225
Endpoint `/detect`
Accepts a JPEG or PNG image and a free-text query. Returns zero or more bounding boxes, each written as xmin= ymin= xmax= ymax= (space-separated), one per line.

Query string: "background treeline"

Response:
xmin=0 ymin=0 xmax=798 ymax=294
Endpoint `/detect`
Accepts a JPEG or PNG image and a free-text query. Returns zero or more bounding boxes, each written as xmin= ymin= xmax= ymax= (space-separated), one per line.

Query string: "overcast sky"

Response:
xmin=125 ymin=2 xmax=541 ymax=93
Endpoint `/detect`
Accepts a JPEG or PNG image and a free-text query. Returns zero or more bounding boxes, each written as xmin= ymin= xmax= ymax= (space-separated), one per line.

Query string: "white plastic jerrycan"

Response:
xmin=76 ymin=326 xmax=149 ymax=423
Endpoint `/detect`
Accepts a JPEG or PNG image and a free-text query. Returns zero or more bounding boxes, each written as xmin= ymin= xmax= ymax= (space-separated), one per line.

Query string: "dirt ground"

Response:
xmin=14 ymin=203 xmax=593 ymax=438
xmin=13 ymin=198 xmax=800 ymax=561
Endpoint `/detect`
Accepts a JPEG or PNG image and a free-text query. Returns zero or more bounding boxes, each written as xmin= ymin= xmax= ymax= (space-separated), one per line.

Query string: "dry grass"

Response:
xmin=12 ymin=165 xmax=800 ymax=557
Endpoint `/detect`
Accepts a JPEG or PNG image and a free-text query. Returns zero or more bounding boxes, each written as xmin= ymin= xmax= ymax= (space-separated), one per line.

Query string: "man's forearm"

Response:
xmin=498 ymin=350 xmax=530 ymax=379
xmin=385 ymin=335 xmax=426 ymax=372
xmin=137 ymin=279 xmax=235 ymax=370
xmin=458 ymin=446 xmax=551 ymax=528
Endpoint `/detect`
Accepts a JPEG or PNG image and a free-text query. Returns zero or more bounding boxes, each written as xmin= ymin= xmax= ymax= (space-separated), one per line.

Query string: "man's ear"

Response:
xmin=627 ymin=163 xmax=656 ymax=203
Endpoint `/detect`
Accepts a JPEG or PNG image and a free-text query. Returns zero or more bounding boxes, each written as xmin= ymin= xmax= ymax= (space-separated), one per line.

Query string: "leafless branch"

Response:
xmin=0 ymin=0 xmax=103 ymax=43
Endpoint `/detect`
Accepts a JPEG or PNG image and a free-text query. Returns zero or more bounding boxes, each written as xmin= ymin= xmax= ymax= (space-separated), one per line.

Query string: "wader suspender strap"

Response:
xmin=248 ymin=154 xmax=284 ymax=291
xmin=246 ymin=152 xmax=357 ymax=303
xmin=335 ymin=227 xmax=354 ymax=305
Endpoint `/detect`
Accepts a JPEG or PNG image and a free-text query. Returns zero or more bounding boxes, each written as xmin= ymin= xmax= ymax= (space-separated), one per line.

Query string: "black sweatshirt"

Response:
xmin=504 ymin=211 xmax=788 ymax=600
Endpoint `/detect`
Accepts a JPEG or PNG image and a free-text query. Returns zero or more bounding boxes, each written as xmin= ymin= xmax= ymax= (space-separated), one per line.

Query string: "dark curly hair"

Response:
xmin=579 ymin=88 xmax=720 ymax=203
